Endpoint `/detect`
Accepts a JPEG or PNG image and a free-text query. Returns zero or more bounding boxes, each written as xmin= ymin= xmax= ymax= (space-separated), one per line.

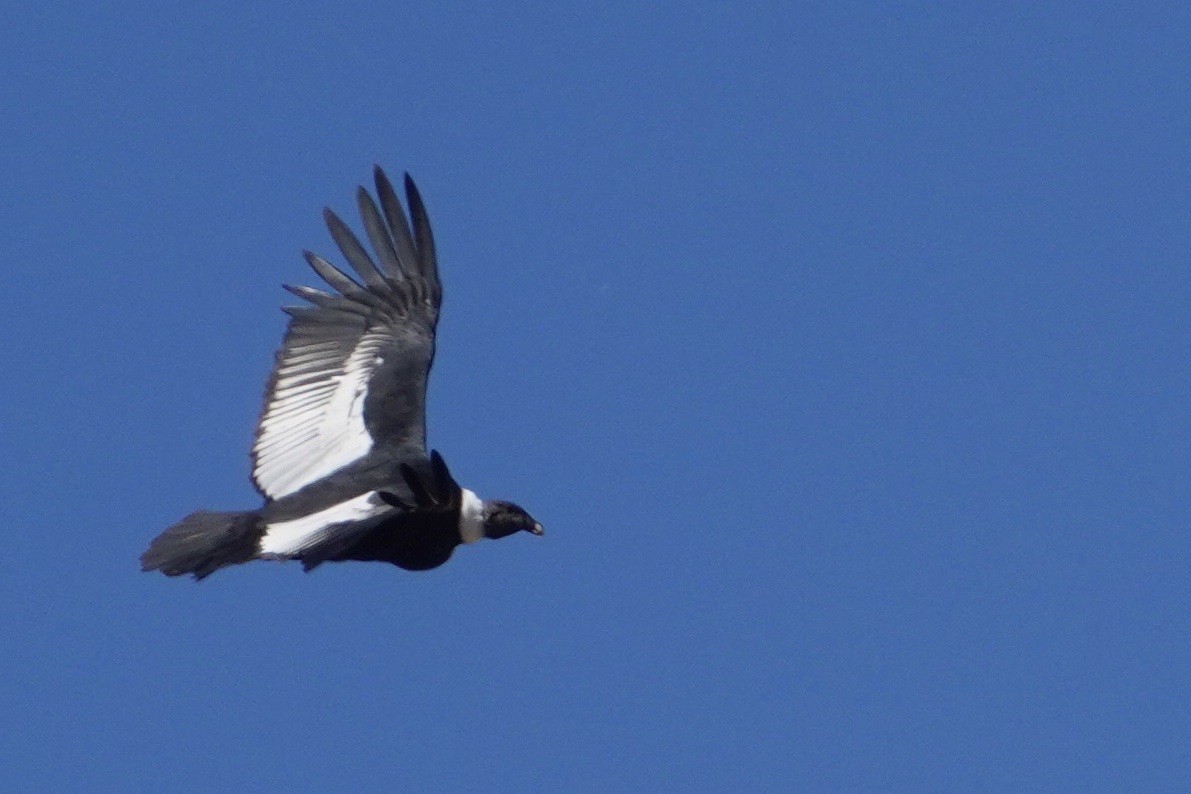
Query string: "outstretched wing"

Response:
xmin=251 ymin=168 xmax=442 ymax=501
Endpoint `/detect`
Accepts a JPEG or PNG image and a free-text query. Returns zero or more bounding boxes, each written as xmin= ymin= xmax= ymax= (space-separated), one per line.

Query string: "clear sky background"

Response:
xmin=1 ymin=3 xmax=1187 ymax=790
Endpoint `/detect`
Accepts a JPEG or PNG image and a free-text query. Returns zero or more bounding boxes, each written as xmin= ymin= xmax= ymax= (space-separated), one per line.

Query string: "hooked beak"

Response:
xmin=529 ymin=522 xmax=545 ymax=536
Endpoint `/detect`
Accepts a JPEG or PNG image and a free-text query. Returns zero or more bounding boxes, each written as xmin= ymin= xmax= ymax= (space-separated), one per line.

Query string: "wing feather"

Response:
xmin=404 ymin=174 xmax=440 ymax=305
xmin=357 ymin=188 xmax=407 ymax=283
xmin=302 ymin=251 xmax=361 ymax=296
xmin=375 ymin=167 xmax=420 ymax=282
xmin=324 ymin=208 xmax=388 ymax=290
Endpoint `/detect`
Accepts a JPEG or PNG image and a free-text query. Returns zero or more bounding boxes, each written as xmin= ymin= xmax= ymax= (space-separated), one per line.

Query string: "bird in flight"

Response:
xmin=141 ymin=168 xmax=543 ymax=580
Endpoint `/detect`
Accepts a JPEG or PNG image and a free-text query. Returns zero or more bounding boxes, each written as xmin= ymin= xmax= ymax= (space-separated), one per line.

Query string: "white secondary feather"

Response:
xmin=253 ymin=326 xmax=390 ymax=499
xmin=259 ymin=491 xmax=386 ymax=555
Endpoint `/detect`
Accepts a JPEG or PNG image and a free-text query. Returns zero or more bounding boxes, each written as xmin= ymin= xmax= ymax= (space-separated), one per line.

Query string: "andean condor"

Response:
xmin=141 ymin=168 xmax=543 ymax=580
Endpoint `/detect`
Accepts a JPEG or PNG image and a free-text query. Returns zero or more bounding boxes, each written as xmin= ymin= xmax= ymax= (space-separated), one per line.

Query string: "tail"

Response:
xmin=141 ymin=510 xmax=262 ymax=580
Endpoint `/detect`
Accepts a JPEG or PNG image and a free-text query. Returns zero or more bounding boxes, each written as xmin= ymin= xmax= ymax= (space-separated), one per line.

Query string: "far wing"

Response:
xmin=251 ymin=168 xmax=442 ymax=500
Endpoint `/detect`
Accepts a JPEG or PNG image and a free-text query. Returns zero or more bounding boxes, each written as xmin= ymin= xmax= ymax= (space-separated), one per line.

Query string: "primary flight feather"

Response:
xmin=141 ymin=168 xmax=542 ymax=580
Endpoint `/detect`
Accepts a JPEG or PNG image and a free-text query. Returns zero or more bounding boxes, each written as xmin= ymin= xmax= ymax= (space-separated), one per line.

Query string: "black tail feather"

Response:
xmin=141 ymin=510 xmax=261 ymax=580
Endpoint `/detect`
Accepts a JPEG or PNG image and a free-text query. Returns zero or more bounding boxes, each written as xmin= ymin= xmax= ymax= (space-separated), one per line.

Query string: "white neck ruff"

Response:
xmin=459 ymin=488 xmax=485 ymax=544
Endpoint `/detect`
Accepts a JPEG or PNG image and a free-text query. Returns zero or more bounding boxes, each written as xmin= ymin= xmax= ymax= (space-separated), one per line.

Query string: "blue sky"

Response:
xmin=1 ymin=2 xmax=1187 ymax=790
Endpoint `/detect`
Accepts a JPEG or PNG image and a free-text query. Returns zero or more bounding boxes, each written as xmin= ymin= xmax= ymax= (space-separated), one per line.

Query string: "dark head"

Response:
xmin=482 ymin=500 xmax=544 ymax=540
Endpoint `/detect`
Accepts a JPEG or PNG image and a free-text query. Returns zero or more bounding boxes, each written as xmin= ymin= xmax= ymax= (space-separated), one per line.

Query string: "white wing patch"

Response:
xmin=259 ymin=491 xmax=387 ymax=556
xmin=253 ymin=327 xmax=390 ymax=499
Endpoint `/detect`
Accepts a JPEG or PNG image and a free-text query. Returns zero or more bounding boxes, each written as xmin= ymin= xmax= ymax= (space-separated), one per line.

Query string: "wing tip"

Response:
xmin=403 ymin=172 xmax=422 ymax=206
